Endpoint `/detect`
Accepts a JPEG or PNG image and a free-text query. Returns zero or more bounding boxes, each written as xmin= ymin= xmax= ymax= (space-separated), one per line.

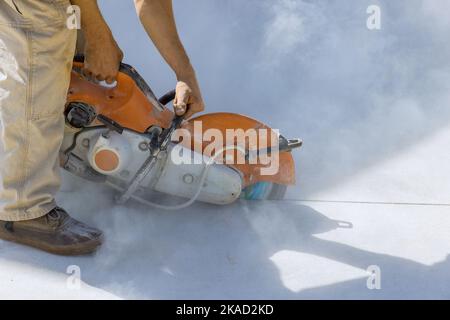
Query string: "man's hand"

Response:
xmin=83 ymin=28 xmax=123 ymax=84
xmin=174 ymin=76 xmax=205 ymax=119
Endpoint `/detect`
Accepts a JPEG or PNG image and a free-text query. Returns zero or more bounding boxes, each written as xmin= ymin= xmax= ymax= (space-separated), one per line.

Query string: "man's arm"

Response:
xmin=70 ymin=0 xmax=123 ymax=83
xmin=134 ymin=0 xmax=205 ymax=118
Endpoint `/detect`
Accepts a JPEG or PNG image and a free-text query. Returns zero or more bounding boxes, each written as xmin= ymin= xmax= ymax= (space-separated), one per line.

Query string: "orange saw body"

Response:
xmin=61 ymin=58 xmax=302 ymax=206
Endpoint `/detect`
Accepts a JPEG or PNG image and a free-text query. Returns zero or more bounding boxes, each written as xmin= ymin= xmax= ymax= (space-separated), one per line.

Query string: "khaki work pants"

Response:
xmin=0 ymin=0 xmax=76 ymax=221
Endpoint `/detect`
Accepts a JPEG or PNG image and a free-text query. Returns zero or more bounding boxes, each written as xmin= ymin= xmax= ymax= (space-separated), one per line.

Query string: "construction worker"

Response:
xmin=0 ymin=0 xmax=204 ymax=255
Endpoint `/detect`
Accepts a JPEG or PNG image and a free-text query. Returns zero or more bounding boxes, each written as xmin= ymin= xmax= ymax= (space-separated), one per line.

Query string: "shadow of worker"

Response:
xmin=244 ymin=201 xmax=450 ymax=299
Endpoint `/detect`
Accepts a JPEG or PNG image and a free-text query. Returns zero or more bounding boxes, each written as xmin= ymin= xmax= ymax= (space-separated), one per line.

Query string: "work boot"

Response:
xmin=0 ymin=207 xmax=103 ymax=256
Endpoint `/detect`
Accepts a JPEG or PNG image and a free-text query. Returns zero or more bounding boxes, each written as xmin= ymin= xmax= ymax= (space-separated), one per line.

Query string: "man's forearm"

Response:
xmin=134 ymin=0 xmax=195 ymax=80
xmin=70 ymin=0 xmax=111 ymax=37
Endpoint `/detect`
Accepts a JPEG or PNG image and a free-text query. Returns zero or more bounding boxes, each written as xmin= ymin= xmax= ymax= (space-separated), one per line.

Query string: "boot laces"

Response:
xmin=47 ymin=207 xmax=66 ymax=227
xmin=48 ymin=209 xmax=61 ymax=220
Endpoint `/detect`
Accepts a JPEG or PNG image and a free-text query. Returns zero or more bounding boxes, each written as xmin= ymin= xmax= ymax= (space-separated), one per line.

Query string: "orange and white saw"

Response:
xmin=60 ymin=57 xmax=302 ymax=208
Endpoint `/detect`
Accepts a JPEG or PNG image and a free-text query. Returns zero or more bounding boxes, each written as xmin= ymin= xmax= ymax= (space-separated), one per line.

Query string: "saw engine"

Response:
xmin=61 ymin=104 xmax=243 ymax=206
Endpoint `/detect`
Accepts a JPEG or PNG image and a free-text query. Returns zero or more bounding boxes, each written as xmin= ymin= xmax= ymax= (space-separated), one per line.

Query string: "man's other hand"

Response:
xmin=174 ymin=76 xmax=205 ymax=119
xmin=83 ymin=29 xmax=123 ymax=84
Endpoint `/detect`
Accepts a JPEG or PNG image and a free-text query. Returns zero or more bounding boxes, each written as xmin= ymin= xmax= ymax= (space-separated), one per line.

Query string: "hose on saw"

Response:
xmin=114 ymin=145 xmax=245 ymax=210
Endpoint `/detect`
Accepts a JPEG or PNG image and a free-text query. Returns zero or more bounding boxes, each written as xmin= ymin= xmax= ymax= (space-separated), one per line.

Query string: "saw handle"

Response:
xmin=158 ymin=89 xmax=176 ymax=106
xmin=158 ymin=89 xmax=191 ymax=120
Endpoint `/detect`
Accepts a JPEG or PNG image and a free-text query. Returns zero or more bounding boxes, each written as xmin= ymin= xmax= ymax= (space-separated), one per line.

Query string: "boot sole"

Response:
xmin=0 ymin=230 xmax=103 ymax=256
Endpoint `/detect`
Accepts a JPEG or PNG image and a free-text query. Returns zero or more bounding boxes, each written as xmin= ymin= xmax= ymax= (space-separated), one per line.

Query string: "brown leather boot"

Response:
xmin=0 ymin=207 xmax=103 ymax=256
